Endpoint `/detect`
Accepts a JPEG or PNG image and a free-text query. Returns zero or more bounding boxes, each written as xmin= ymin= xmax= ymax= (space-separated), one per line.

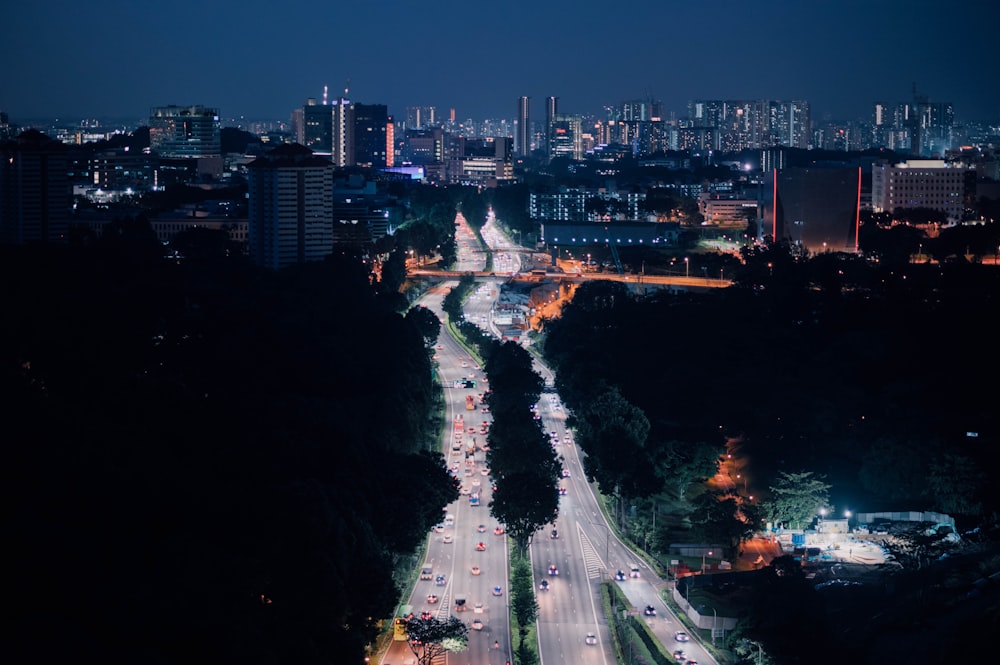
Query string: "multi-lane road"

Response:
xmin=383 ymin=215 xmax=717 ymax=665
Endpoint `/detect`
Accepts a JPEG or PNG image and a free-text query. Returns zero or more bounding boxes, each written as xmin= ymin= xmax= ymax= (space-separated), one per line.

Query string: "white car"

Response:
xmin=585 ymin=632 xmax=598 ymax=645
xmin=443 ymin=534 xmax=453 ymax=544
xmin=471 ymin=618 xmax=484 ymax=631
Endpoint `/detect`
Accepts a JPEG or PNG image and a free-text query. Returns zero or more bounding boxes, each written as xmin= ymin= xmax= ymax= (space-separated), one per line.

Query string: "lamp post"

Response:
xmin=702 ymin=549 xmax=712 ymax=574
xmin=685 ymin=256 xmax=689 ymax=278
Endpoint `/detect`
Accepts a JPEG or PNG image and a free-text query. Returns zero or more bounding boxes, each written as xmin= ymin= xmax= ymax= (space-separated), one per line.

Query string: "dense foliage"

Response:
xmin=543 ymin=250 xmax=1000 ymax=523
xmin=3 ymin=238 xmax=457 ymax=664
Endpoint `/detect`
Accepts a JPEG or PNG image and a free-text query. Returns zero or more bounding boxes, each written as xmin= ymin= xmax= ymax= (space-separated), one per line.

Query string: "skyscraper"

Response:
xmin=302 ymin=98 xmax=333 ymax=155
xmin=549 ymin=114 xmax=583 ymax=161
xmin=352 ymin=103 xmax=390 ymax=169
xmin=247 ymin=144 xmax=334 ymax=270
xmin=517 ymin=96 xmax=531 ymax=157
xmin=331 ymin=96 xmax=353 ymax=167
xmin=545 ymin=96 xmax=558 ymax=155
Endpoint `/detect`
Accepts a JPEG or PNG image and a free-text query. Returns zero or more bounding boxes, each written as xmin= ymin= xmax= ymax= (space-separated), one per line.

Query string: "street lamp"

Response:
xmin=702 ymin=549 xmax=712 ymax=574
xmin=684 ymin=256 xmax=689 ymax=278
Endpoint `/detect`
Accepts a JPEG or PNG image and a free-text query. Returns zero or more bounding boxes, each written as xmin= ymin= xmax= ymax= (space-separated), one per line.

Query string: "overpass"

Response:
xmin=407 ymin=268 xmax=732 ymax=290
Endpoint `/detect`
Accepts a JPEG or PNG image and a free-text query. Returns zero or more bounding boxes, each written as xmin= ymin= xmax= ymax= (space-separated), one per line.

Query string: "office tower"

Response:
xmin=545 ymin=96 xmax=558 ymax=154
xmin=549 ymin=114 xmax=583 ymax=161
xmin=517 ymin=96 xmax=531 ymax=157
xmin=148 ymin=105 xmax=221 ymax=158
xmin=301 ymin=98 xmax=332 ymax=154
xmin=352 ymin=103 xmax=389 ymax=168
xmin=247 ymin=144 xmax=334 ymax=270
xmin=0 ymin=129 xmax=70 ymax=244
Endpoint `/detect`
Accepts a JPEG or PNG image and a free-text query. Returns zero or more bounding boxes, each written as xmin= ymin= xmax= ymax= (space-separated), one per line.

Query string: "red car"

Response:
xmin=475 ymin=542 xmax=487 ymax=551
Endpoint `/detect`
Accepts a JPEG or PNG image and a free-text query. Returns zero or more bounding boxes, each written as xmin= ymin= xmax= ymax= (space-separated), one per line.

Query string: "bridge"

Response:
xmin=407 ymin=268 xmax=732 ymax=289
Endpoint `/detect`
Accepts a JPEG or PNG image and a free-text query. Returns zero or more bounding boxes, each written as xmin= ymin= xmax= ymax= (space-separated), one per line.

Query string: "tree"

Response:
xmin=571 ymin=386 xmax=658 ymax=502
xmin=689 ymin=489 xmax=763 ymax=560
xmin=404 ymin=616 xmax=468 ymax=665
xmin=404 ymin=305 xmax=441 ymax=348
xmin=508 ymin=555 xmax=538 ymax=648
xmin=926 ymin=452 xmax=986 ymax=516
xmin=764 ymin=471 xmax=831 ymax=530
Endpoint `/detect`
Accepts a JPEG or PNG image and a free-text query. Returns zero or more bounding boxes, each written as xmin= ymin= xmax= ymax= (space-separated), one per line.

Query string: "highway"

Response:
xmin=384 ymin=214 xmax=718 ymax=665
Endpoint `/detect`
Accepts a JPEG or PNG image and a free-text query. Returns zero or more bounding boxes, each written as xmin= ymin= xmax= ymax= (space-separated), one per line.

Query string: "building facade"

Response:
xmin=149 ymin=105 xmax=221 ymax=158
xmin=871 ymin=159 xmax=968 ymax=223
xmin=517 ymin=96 xmax=531 ymax=157
xmin=247 ymin=144 xmax=334 ymax=270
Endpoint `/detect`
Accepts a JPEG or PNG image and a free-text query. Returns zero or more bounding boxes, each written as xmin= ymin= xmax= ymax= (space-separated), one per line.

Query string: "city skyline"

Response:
xmin=2 ymin=0 xmax=999 ymax=127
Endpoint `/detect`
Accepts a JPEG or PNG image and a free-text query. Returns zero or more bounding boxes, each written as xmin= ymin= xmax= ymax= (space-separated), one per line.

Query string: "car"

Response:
xmin=443 ymin=534 xmax=453 ymax=544
xmin=615 ymin=570 xmax=626 ymax=581
xmin=435 ymin=574 xmax=446 ymax=586
xmin=494 ymin=526 xmax=505 ymax=536
xmin=672 ymin=650 xmax=686 ymax=661
xmin=585 ymin=632 xmax=598 ymax=645
xmin=685 ymin=661 xmax=698 ymax=665
xmin=460 ymin=486 xmax=471 ymax=495
xmin=629 ymin=565 xmax=641 ymax=578
xmin=538 ymin=579 xmax=549 ymax=591
xmin=471 ymin=565 xmax=481 ymax=575
xmin=562 ymin=469 xmax=571 ymax=478
xmin=480 ymin=468 xmax=489 ymax=476
xmin=432 ymin=524 xmax=444 ymax=533
xmin=550 ymin=529 xmax=559 ymax=539
xmin=548 ymin=564 xmax=559 ymax=576
xmin=476 ymin=542 xmax=486 ymax=551
xmin=477 ymin=524 xmax=486 ymax=533
xmin=643 ymin=605 xmax=656 ymax=616
xmin=473 ymin=602 xmax=484 ymax=614
xmin=471 ymin=478 xmax=481 ymax=487
xmin=426 ymin=594 xmax=439 ymax=604
xmin=471 ymin=618 xmax=484 ymax=631
xmin=674 ymin=631 xmax=690 ymax=642
xmin=492 ymin=585 xmax=503 ymax=596
xmin=420 ymin=610 xmax=433 ymax=620
xmin=559 ymin=486 xmax=567 ymax=495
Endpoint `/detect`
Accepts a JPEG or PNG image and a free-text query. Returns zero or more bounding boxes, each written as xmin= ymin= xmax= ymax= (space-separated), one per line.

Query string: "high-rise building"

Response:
xmin=247 ymin=144 xmax=334 ymax=270
xmin=688 ymin=100 xmax=810 ymax=151
xmin=406 ymin=106 xmax=436 ymax=130
xmin=0 ymin=129 xmax=70 ymax=244
xmin=148 ymin=105 xmax=221 ymax=158
xmin=517 ymin=96 xmax=531 ymax=157
xmin=331 ymin=96 xmax=353 ymax=167
xmin=302 ymin=98 xmax=333 ymax=155
xmin=549 ymin=114 xmax=583 ymax=161
xmin=545 ymin=97 xmax=558 ymax=154
xmin=352 ymin=103 xmax=390 ymax=169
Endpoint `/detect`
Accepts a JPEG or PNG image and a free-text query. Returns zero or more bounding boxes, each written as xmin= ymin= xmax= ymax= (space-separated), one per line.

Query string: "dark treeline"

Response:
xmin=4 ymin=237 xmax=457 ymax=664
xmin=543 ymin=245 xmax=1000 ymax=524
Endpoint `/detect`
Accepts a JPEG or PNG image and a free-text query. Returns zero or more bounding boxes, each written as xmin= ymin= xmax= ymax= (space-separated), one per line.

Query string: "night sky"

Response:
xmin=2 ymin=0 xmax=998 ymax=126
